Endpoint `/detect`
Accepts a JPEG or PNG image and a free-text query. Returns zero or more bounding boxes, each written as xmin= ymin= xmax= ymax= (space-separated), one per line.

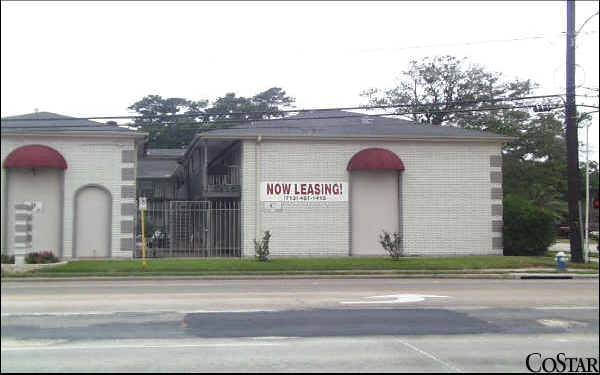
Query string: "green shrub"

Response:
xmin=503 ymin=196 xmax=556 ymax=256
xmin=379 ymin=230 xmax=404 ymax=260
xmin=1 ymin=254 xmax=15 ymax=264
xmin=254 ymin=230 xmax=271 ymax=262
xmin=25 ymin=251 xmax=59 ymax=264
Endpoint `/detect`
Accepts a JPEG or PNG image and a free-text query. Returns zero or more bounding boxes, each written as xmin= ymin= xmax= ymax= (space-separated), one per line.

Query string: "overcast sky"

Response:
xmin=2 ymin=1 xmax=598 ymax=160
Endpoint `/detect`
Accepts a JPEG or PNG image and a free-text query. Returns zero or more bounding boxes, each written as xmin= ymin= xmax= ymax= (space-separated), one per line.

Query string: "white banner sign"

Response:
xmin=261 ymin=182 xmax=348 ymax=202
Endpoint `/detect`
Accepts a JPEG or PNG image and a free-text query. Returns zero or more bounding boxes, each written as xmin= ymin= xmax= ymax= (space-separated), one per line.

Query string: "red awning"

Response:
xmin=347 ymin=148 xmax=404 ymax=171
xmin=3 ymin=145 xmax=67 ymax=169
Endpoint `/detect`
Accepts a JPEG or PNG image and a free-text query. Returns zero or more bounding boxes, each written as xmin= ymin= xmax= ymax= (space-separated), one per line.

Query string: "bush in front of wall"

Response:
xmin=379 ymin=230 xmax=404 ymax=260
xmin=503 ymin=196 xmax=556 ymax=256
xmin=1 ymin=254 xmax=15 ymax=264
xmin=25 ymin=251 xmax=59 ymax=264
xmin=254 ymin=230 xmax=272 ymax=262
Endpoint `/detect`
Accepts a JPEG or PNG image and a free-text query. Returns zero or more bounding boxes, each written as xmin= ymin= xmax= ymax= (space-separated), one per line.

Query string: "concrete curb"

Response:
xmin=1 ymin=272 xmax=597 ymax=282
xmin=0 ymin=261 xmax=69 ymax=273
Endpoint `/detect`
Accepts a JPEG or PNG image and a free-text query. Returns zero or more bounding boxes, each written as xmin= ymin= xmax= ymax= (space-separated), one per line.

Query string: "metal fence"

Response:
xmin=136 ymin=200 xmax=240 ymax=258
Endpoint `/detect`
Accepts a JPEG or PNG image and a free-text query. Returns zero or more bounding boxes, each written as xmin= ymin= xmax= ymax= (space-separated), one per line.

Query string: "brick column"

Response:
xmin=14 ymin=202 xmax=33 ymax=265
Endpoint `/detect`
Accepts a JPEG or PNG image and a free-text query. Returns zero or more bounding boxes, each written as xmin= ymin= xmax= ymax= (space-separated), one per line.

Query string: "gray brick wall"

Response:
xmin=242 ymin=139 xmax=504 ymax=257
xmin=1 ymin=137 xmax=138 ymax=258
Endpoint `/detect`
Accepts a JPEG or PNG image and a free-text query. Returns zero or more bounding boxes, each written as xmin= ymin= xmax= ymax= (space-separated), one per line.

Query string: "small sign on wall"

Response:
xmin=261 ymin=182 xmax=348 ymax=202
xmin=32 ymin=201 xmax=43 ymax=213
xmin=138 ymin=197 xmax=147 ymax=211
xmin=264 ymin=201 xmax=282 ymax=212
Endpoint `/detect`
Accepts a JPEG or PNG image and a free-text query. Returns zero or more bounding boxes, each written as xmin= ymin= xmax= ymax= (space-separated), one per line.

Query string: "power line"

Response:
xmin=352 ymin=30 xmax=599 ymax=54
xmin=1 ymin=94 xmax=567 ymax=125
xmin=580 ymin=110 xmax=600 ymax=116
xmin=0 ymin=103 xmax=573 ymax=131
xmin=580 ymin=86 xmax=599 ymax=92
xmin=576 ymin=10 xmax=600 ymax=36
xmin=2 ymin=102 xmax=567 ymax=131
xmin=4 ymin=103 xmax=559 ymax=129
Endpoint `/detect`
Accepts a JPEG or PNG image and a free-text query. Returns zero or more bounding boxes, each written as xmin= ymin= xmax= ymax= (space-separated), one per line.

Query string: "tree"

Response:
xmin=205 ymin=87 xmax=295 ymax=121
xmin=362 ymin=55 xmax=574 ymax=253
xmin=128 ymin=95 xmax=208 ymax=148
xmin=501 ymin=113 xmax=570 ymax=221
xmin=128 ymin=95 xmax=207 ymax=126
xmin=129 ymin=88 xmax=296 ymax=148
xmin=362 ymin=55 xmax=535 ymax=127
xmin=362 ymin=55 xmax=565 ymax=159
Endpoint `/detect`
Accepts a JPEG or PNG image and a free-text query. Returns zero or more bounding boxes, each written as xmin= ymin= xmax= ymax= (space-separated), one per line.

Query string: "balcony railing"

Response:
xmin=207 ymin=166 xmax=240 ymax=193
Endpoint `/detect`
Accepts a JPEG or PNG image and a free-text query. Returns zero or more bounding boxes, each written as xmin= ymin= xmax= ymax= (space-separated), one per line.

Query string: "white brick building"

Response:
xmin=1 ymin=112 xmax=146 ymax=259
xmin=183 ymin=110 xmax=508 ymax=258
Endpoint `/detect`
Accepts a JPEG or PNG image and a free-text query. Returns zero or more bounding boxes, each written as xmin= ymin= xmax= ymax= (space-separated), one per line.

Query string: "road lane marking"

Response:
xmin=1 ymin=283 xmax=216 ymax=289
xmin=1 ymin=309 xmax=279 ymax=317
xmin=1 ymin=342 xmax=283 ymax=352
xmin=398 ymin=340 xmax=462 ymax=373
xmin=179 ymin=309 xmax=278 ymax=314
xmin=1 ymin=312 xmax=124 ymax=317
xmin=534 ymin=306 xmax=599 ymax=310
xmin=1 ymin=292 xmax=223 ymax=299
xmin=537 ymin=319 xmax=589 ymax=328
xmin=340 ymin=294 xmax=449 ymax=304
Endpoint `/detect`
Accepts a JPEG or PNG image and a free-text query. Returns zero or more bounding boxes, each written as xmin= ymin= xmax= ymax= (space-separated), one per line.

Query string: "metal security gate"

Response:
xmin=136 ymin=200 xmax=240 ymax=258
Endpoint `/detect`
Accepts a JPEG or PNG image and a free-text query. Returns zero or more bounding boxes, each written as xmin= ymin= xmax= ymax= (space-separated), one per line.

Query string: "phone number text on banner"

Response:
xmin=261 ymin=182 xmax=348 ymax=202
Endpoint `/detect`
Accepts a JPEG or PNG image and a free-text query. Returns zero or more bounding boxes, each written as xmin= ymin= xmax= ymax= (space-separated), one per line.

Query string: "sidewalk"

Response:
xmin=549 ymin=242 xmax=599 ymax=263
xmin=549 ymin=242 xmax=599 ymax=254
xmin=2 ymin=268 xmax=597 ymax=281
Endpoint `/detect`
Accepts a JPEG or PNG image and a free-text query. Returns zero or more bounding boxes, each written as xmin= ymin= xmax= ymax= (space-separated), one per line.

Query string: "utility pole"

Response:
xmin=566 ymin=0 xmax=583 ymax=262
xmin=584 ymin=120 xmax=590 ymax=263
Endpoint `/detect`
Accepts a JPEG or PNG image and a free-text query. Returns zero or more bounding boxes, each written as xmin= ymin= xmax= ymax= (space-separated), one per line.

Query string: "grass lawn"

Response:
xmin=3 ymin=255 xmax=597 ymax=277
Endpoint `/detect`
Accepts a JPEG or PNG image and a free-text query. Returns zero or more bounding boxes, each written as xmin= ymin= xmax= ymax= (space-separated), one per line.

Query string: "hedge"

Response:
xmin=503 ymin=196 xmax=556 ymax=256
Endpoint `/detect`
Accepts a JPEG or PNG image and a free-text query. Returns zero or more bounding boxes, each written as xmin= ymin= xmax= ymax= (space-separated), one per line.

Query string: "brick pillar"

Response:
xmin=14 ymin=202 xmax=33 ymax=265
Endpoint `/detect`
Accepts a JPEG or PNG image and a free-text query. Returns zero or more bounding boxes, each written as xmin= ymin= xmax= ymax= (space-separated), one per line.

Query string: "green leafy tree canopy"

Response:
xmin=129 ymin=87 xmax=295 ymax=148
xmin=362 ymin=55 xmax=569 ymax=220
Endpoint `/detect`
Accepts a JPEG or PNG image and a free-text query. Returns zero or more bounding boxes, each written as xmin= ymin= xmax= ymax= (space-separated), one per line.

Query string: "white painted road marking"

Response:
xmin=398 ymin=339 xmax=462 ymax=373
xmin=178 ymin=309 xmax=279 ymax=314
xmin=4 ymin=306 xmax=598 ymax=318
xmin=0 ymin=283 xmax=216 ymax=289
xmin=1 ymin=312 xmax=125 ymax=317
xmin=0 ymin=309 xmax=279 ymax=317
xmin=340 ymin=294 xmax=450 ymax=304
xmin=534 ymin=306 xmax=599 ymax=310
xmin=1 ymin=342 xmax=283 ymax=352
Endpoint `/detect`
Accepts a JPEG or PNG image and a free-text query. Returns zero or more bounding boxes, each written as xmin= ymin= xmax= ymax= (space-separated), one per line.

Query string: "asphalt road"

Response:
xmin=2 ymin=278 xmax=599 ymax=372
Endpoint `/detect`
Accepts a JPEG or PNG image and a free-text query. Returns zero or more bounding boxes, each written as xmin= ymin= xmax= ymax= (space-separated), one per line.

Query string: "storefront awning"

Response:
xmin=347 ymin=148 xmax=404 ymax=171
xmin=3 ymin=145 xmax=67 ymax=169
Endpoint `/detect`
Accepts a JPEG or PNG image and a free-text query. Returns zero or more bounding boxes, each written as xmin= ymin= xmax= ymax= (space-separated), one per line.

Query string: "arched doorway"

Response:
xmin=3 ymin=145 xmax=66 ymax=257
xmin=74 ymin=185 xmax=112 ymax=258
xmin=347 ymin=148 xmax=405 ymax=256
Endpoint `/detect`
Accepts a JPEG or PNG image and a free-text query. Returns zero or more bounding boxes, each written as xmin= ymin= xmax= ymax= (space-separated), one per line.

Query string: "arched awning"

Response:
xmin=3 ymin=145 xmax=67 ymax=169
xmin=347 ymin=148 xmax=404 ymax=171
